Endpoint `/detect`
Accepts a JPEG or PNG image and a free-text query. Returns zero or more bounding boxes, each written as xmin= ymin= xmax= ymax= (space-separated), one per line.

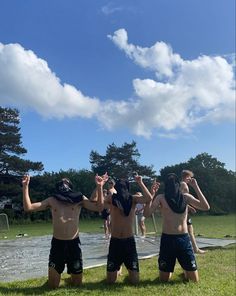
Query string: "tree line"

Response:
xmin=0 ymin=107 xmax=235 ymax=223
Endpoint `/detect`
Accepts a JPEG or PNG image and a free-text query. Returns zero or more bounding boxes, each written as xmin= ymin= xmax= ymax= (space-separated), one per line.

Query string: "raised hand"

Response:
xmin=188 ymin=178 xmax=198 ymax=189
xmin=134 ymin=174 xmax=142 ymax=184
xmin=22 ymin=175 xmax=30 ymax=186
xmin=150 ymin=179 xmax=160 ymax=197
xmin=95 ymin=174 xmax=108 ymax=186
xmin=102 ymin=172 xmax=109 ymax=183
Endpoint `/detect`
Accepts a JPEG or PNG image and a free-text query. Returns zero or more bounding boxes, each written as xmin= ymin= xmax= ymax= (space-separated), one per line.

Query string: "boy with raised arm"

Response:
xmin=144 ymin=173 xmax=210 ymax=282
xmin=180 ymin=170 xmax=206 ymax=254
xmin=104 ymin=174 xmax=157 ymax=285
xmin=22 ymin=173 xmax=107 ymax=289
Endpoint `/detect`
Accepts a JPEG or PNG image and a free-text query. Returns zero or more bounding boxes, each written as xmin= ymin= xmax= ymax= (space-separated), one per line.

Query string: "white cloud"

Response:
xmin=0 ymin=43 xmax=100 ymax=119
xmin=104 ymin=28 xmax=235 ymax=137
xmin=0 ymin=29 xmax=235 ymax=139
xmin=107 ymin=28 xmax=183 ymax=79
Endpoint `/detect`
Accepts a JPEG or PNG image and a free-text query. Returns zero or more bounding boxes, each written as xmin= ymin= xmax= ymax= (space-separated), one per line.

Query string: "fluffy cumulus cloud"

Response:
xmin=108 ymin=28 xmax=183 ymax=79
xmin=0 ymin=29 xmax=235 ymax=138
xmin=0 ymin=43 xmax=100 ymax=119
xmin=104 ymin=29 xmax=235 ymax=137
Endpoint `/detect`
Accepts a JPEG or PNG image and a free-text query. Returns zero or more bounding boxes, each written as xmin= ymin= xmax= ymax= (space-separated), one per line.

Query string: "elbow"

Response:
xmin=23 ymin=206 xmax=32 ymax=212
xmin=202 ymin=204 xmax=210 ymax=211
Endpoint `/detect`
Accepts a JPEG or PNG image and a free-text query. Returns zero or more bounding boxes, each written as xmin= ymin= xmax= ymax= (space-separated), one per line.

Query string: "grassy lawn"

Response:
xmin=146 ymin=213 xmax=236 ymax=239
xmin=1 ymin=214 xmax=235 ymax=240
xmin=0 ymin=245 xmax=235 ymax=296
xmin=0 ymin=214 xmax=235 ymax=295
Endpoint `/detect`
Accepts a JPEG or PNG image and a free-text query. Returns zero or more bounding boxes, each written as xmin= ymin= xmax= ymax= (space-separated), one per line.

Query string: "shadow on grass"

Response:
xmin=0 ymin=275 xmax=190 ymax=295
xmin=0 ymin=281 xmax=50 ymax=295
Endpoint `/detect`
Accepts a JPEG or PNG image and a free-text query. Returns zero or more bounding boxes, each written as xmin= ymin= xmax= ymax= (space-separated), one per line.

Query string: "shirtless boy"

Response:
xmin=22 ymin=173 xmax=107 ymax=289
xmin=104 ymin=174 xmax=155 ymax=285
xmin=144 ymin=173 xmax=210 ymax=282
xmin=180 ymin=170 xmax=206 ymax=254
xmin=91 ymin=178 xmax=116 ymax=239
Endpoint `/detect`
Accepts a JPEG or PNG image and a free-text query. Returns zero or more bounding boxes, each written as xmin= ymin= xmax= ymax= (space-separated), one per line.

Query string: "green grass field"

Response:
xmin=1 ymin=214 xmax=235 ymax=240
xmin=0 ymin=214 xmax=235 ymax=296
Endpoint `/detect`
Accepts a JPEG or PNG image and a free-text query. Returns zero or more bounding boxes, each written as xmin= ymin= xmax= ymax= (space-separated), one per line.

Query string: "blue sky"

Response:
xmin=0 ymin=0 xmax=235 ymax=174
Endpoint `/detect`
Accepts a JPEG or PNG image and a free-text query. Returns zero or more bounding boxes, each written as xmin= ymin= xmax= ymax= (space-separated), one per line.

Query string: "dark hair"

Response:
xmin=108 ymin=178 xmax=115 ymax=185
xmin=164 ymin=173 xmax=186 ymax=214
xmin=114 ymin=179 xmax=130 ymax=194
xmin=56 ymin=178 xmax=73 ymax=193
xmin=164 ymin=173 xmax=180 ymax=198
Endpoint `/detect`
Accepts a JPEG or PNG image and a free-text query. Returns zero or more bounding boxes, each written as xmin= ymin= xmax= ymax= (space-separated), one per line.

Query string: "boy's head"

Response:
xmin=181 ymin=170 xmax=194 ymax=183
xmin=114 ymin=179 xmax=130 ymax=196
xmin=56 ymin=178 xmax=73 ymax=193
xmin=164 ymin=173 xmax=187 ymax=213
xmin=107 ymin=178 xmax=115 ymax=187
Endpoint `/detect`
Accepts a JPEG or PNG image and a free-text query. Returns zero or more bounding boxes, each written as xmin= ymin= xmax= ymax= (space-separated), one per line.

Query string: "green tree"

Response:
xmin=90 ymin=141 xmax=156 ymax=182
xmin=0 ymin=107 xmax=44 ymax=220
xmin=160 ymin=153 xmax=236 ymax=214
xmin=0 ymin=107 xmax=43 ymax=176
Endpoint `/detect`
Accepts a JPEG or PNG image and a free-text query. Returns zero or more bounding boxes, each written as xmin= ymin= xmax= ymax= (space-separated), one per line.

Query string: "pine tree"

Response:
xmin=90 ymin=141 xmax=156 ymax=181
xmin=0 ymin=107 xmax=44 ymax=215
xmin=0 ymin=106 xmax=43 ymax=176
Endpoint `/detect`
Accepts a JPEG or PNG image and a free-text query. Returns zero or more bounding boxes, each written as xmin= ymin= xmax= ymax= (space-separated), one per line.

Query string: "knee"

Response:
xmin=71 ymin=278 xmax=82 ymax=286
xmin=184 ymin=270 xmax=199 ymax=283
xmin=159 ymin=272 xmax=172 ymax=282
xmin=128 ymin=272 xmax=139 ymax=285
xmin=159 ymin=277 xmax=170 ymax=282
xmin=106 ymin=277 xmax=117 ymax=284
xmin=129 ymin=277 xmax=139 ymax=285
xmin=106 ymin=273 xmax=118 ymax=284
xmin=71 ymin=274 xmax=83 ymax=286
xmin=48 ymin=282 xmax=59 ymax=289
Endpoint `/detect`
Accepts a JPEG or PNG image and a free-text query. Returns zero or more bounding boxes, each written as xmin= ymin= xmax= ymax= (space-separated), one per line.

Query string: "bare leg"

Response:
xmin=195 ymin=248 xmax=206 ymax=254
xmin=128 ymin=270 xmax=139 ymax=284
xmin=138 ymin=219 xmax=146 ymax=237
xmin=48 ymin=267 xmax=61 ymax=289
xmin=104 ymin=217 xmax=111 ymax=239
xmin=71 ymin=273 xmax=82 ymax=286
xmin=107 ymin=271 xmax=119 ymax=284
xmin=104 ymin=219 xmax=109 ymax=238
xmin=188 ymin=224 xmax=205 ymax=254
xmin=159 ymin=271 xmax=172 ymax=282
xmin=184 ymin=270 xmax=199 ymax=282
xmin=107 ymin=216 xmax=111 ymax=237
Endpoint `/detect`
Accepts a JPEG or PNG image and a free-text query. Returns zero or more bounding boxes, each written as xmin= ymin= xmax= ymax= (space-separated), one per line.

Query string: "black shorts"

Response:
xmin=158 ymin=233 xmax=197 ymax=272
xmin=48 ymin=236 xmax=83 ymax=274
xmin=107 ymin=236 xmax=139 ymax=272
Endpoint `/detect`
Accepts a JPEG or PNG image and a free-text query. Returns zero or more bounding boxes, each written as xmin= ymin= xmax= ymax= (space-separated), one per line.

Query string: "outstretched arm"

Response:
xmin=134 ymin=175 xmax=156 ymax=204
xmin=150 ymin=178 xmax=160 ymax=198
xmin=89 ymin=188 xmax=98 ymax=202
xmin=180 ymin=181 xmax=189 ymax=194
xmin=185 ymin=178 xmax=210 ymax=211
xmin=83 ymin=174 xmax=107 ymax=212
xmin=143 ymin=195 xmax=161 ymax=217
xmin=89 ymin=172 xmax=109 ymax=202
xmin=180 ymin=181 xmax=196 ymax=214
xmin=22 ymin=175 xmax=50 ymax=212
